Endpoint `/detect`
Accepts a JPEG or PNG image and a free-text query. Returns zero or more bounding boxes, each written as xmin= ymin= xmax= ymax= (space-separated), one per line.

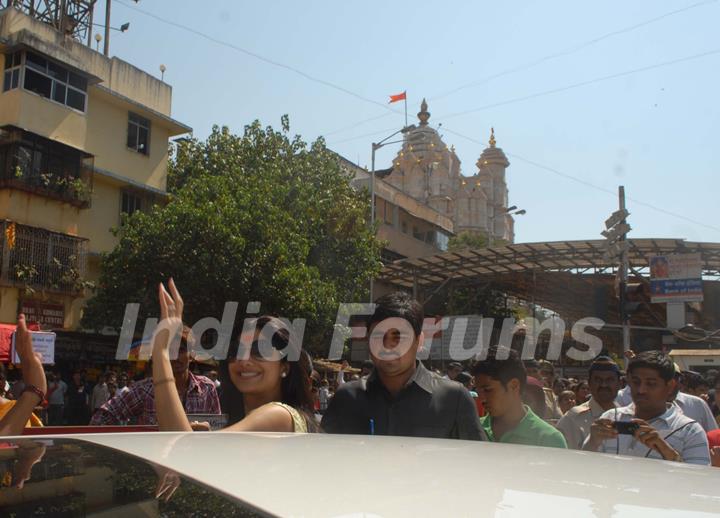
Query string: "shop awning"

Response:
xmin=0 ymin=324 xmax=16 ymax=363
xmin=0 ymin=322 xmax=41 ymax=363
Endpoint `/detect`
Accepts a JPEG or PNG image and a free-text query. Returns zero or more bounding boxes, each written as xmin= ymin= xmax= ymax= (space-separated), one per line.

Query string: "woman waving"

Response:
xmin=151 ymin=279 xmax=316 ymax=433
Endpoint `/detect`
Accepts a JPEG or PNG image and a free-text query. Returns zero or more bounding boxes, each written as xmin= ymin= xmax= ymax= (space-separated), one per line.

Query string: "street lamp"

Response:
xmin=487 ymin=205 xmax=526 ymax=246
xmin=369 ymin=126 xmax=411 ymax=301
xmin=370 ymin=126 xmax=411 ymax=227
xmin=101 ymin=0 xmax=139 ymax=56
xmin=93 ymin=22 xmax=130 ymax=32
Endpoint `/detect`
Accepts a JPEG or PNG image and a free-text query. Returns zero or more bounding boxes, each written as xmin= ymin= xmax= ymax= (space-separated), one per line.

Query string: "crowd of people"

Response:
xmin=1 ymin=281 xmax=719 ymax=469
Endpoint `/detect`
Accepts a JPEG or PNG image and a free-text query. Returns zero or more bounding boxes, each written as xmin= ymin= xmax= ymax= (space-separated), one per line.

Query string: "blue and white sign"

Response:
xmin=11 ymin=331 xmax=56 ymax=364
xmin=649 ymin=253 xmax=703 ymax=303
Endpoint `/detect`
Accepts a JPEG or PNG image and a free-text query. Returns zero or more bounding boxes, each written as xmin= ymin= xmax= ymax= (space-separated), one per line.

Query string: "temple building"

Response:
xmin=383 ymin=99 xmax=515 ymax=243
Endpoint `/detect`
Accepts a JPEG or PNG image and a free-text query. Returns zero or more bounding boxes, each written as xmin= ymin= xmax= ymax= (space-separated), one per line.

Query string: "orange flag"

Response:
xmin=388 ymin=91 xmax=406 ymax=104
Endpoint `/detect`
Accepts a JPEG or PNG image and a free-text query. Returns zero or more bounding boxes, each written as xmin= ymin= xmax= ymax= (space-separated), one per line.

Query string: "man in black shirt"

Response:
xmin=322 ymin=292 xmax=484 ymax=440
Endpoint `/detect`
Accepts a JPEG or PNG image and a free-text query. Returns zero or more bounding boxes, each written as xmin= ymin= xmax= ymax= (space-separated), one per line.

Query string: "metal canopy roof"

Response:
xmin=379 ymin=239 xmax=720 ymax=289
xmin=378 ymin=239 xmax=720 ymax=326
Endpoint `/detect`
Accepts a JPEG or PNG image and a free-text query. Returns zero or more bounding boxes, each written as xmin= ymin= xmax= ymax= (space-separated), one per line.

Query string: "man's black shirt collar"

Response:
xmin=366 ymin=361 xmax=435 ymax=395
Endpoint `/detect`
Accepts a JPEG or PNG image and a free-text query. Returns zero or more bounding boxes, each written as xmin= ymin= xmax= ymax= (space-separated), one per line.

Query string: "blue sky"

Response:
xmin=103 ymin=0 xmax=720 ymax=244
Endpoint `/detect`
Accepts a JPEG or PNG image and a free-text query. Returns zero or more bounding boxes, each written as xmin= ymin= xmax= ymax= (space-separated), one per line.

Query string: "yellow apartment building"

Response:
xmin=0 ymin=7 xmax=190 ymax=337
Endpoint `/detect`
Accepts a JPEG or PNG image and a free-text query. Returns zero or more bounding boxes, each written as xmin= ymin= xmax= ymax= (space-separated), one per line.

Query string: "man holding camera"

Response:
xmin=583 ymin=351 xmax=709 ymax=465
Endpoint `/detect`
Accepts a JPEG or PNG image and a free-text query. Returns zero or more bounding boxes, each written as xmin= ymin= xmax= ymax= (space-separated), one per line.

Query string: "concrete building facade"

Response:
xmin=0 ymin=7 xmax=190 ymax=330
xmin=336 ymin=100 xmax=517 ymax=306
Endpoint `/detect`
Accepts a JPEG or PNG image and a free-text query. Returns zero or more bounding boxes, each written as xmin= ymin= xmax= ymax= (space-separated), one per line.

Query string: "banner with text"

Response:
xmin=649 ymin=253 xmax=703 ymax=303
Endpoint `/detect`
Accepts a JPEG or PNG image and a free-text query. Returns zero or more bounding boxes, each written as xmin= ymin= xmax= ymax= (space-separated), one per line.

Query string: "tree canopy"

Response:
xmin=447 ymin=231 xmax=507 ymax=252
xmin=82 ymin=120 xmax=382 ymax=353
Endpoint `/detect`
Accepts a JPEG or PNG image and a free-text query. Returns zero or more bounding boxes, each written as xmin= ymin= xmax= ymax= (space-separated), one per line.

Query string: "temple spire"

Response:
xmin=489 ymin=127 xmax=496 ymax=148
xmin=417 ymin=99 xmax=430 ymax=126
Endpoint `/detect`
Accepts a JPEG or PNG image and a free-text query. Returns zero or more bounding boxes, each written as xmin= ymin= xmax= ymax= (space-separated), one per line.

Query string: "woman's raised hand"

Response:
xmin=16 ymin=314 xmax=46 ymax=396
xmin=153 ymin=278 xmax=185 ymax=356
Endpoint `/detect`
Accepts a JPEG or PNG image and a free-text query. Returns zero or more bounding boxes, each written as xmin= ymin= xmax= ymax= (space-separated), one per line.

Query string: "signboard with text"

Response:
xmin=649 ymin=253 xmax=704 ymax=303
xmin=11 ymin=331 xmax=56 ymax=364
xmin=20 ymin=301 xmax=65 ymax=328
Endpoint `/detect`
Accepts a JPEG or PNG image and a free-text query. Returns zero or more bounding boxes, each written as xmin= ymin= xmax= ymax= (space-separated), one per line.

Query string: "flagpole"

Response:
xmin=404 ymin=91 xmax=408 ymax=128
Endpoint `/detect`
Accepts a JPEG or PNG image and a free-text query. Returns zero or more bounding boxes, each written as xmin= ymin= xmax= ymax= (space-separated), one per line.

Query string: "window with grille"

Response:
xmin=1 ymin=223 xmax=87 ymax=294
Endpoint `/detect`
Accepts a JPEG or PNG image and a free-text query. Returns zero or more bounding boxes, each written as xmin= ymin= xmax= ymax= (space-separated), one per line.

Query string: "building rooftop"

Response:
xmin=0 ymin=7 xmax=190 ymax=135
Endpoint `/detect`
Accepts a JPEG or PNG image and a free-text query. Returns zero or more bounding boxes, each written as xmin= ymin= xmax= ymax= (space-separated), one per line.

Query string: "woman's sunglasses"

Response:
xmin=227 ymin=339 xmax=285 ymax=362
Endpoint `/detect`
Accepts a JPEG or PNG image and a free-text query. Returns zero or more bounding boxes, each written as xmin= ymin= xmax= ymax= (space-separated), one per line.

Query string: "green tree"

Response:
xmin=82 ymin=121 xmax=382 ymax=353
xmin=447 ymin=231 xmax=507 ymax=251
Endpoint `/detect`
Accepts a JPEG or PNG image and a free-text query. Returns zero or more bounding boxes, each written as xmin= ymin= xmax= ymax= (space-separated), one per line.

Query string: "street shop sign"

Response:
xmin=20 ymin=301 xmax=65 ymax=328
xmin=649 ymin=253 xmax=704 ymax=303
xmin=11 ymin=331 xmax=56 ymax=364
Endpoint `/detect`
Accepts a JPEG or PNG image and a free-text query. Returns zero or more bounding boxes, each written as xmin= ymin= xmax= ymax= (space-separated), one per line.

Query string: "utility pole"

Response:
xmin=602 ymin=186 xmax=631 ymax=365
xmin=618 ymin=186 xmax=630 ymax=364
xmin=104 ymin=0 xmax=111 ymax=56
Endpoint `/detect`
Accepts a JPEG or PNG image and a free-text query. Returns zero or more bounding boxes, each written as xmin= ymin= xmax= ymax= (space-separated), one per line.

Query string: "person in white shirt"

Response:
xmin=118 ymin=373 xmax=131 ymax=395
xmin=91 ymin=372 xmax=115 ymax=411
xmin=0 ymin=364 xmax=10 ymax=398
xmin=674 ymin=390 xmax=718 ymax=433
xmin=557 ymin=356 xmax=620 ymax=449
xmin=47 ymin=371 xmax=68 ymax=425
xmin=318 ymin=379 xmax=331 ymax=413
xmin=585 ymin=351 xmax=709 ymax=465
xmin=618 ymin=361 xmax=717 ymax=429
xmin=615 ymin=350 xmax=635 ymax=407
xmin=616 ymin=384 xmax=632 ymax=406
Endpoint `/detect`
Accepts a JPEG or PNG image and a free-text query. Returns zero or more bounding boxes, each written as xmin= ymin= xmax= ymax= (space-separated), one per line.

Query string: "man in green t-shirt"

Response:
xmin=472 ymin=347 xmax=567 ymax=449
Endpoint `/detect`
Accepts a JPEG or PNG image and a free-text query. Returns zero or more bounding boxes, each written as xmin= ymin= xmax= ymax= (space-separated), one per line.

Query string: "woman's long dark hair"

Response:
xmin=219 ymin=316 xmax=318 ymax=431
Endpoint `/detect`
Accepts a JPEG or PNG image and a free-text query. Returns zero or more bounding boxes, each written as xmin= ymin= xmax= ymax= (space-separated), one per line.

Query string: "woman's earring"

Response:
xmin=281 ymin=372 xmax=287 ymax=378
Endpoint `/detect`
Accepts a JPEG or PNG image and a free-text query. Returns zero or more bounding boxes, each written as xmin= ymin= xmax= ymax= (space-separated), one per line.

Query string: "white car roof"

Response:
xmin=47 ymin=432 xmax=720 ymax=517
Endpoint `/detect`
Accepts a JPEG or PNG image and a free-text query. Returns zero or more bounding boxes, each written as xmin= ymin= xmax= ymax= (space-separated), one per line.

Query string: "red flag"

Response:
xmin=388 ymin=91 xmax=406 ymax=104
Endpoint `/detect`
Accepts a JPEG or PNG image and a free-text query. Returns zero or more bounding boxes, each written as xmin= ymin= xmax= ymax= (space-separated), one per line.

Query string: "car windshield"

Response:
xmin=0 ymin=438 xmax=270 ymax=517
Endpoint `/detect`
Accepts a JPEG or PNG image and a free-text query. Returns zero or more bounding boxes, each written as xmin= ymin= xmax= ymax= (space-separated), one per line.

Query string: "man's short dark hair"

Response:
xmin=705 ymin=369 xmax=718 ymax=386
xmin=627 ymin=351 xmax=675 ymax=382
xmin=471 ymin=346 xmax=527 ymax=393
xmin=367 ymin=291 xmax=424 ymax=337
xmin=588 ymin=356 xmax=621 ymax=378
xmin=523 ymin=359 xmax=540 ymax=370
xmin=538 ymin=360 xmax=555 ymax=375
xmin=455 ymin=371 xmax=472 ymax=385
xmin=448 ymin=362 xmax=463 ymax=371
xmin=683 ymin=371 xmax=708 ymax=390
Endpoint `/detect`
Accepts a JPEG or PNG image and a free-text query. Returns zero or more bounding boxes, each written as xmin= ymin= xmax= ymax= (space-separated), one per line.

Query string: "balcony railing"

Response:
xmin=1 ymin=165 xmax=93 ymax=208
xmin=0 ymin=126 xmax=94 ymax=208
xmin=0 ymin=221 xmax=89 ymax=295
